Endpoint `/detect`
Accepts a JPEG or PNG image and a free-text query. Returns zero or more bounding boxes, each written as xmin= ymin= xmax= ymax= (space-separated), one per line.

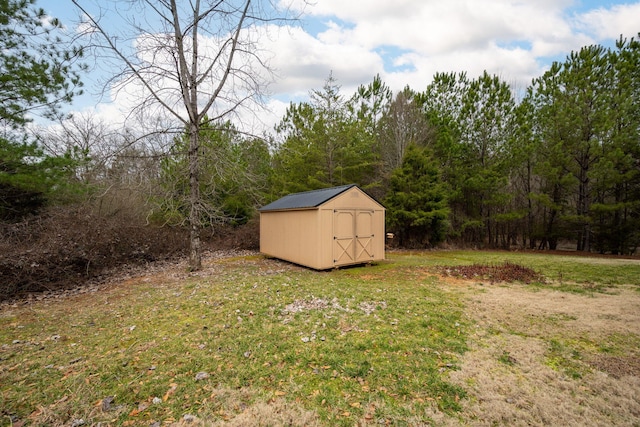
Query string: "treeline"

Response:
xmin=4 ymin=36 xmax=640 ymax=255
xmin=268 ymin=37 xmax=640 ymax=253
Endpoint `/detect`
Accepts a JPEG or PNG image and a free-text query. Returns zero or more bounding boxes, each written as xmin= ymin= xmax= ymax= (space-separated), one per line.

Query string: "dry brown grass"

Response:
xmin=443 ymin=281 xmax=640 ymax=426
xmin=165 ymin=388 xmax=322 ymax=427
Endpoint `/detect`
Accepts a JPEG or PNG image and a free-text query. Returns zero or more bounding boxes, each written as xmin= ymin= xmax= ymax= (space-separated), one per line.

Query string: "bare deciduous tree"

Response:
xmin=70 ymin=0 xmax=302 ymax=270
xmin=37 ymin=113 xmax=171 ymax=220
xmin=379 ymin=88 xmax=434 ymax=174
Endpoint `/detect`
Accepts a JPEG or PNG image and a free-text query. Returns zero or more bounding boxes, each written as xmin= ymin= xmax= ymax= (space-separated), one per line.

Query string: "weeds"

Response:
xmin=0 ymin=206 xmax=188 ymax=301
xmin=498 ymin=351 xmax=517 ymax=366
xmin=0 ymin=207 xmax=261 ymax=302
xmin=545 ymin=339 xmax=588 ymax=379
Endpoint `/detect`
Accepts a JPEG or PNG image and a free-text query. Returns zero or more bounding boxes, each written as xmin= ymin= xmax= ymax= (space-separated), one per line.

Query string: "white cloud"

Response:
xmin=50 ymin=0 xmax=640 ymax=136
xmin=289 ymin=0 xmax=581 ymax=54
xmin=263 ymin=25 xmax=384 ymax=97
xmin=269 ymin=0 xmax=640 ymax=95
xmin=576 ymin=3 xmax=640 ymax=40
xmin=389 ymin=44 xmax=545 ymax=92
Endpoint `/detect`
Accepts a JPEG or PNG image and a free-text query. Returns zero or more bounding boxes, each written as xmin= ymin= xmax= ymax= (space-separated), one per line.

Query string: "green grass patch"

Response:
xmin=2 ymin=249 xmax=638 ymax=426
xmin=497 ymin=350 xmax=517 ymax=366
xmin=597 ymin=332 xmax=640 ymax=356
xmin=388 ymin=250 xmax=640 ymax=293
xmin=543 ymin=332 xmax=640 ymax=381
xmin=0 ymin=256 xmax=467 ymax=426
xmin=545 ymin=339 xmax=590 ymax=379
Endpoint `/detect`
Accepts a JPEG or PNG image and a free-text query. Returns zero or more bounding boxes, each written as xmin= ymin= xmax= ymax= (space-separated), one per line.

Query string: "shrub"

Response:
xmin=0 ymin=206 xmax=187 ymax=301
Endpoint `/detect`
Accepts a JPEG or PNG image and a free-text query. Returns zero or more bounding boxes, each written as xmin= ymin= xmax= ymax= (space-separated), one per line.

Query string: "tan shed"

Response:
xmin=259 ymin=184 xmax=385 ymax=270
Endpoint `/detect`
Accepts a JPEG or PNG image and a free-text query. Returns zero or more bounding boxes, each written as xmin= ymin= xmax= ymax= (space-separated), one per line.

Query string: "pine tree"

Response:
xmin=385 ymin=144 xmax=449 ymax=248
xmin=0 ymin=0 xmax=84 ymax=127
xmin=419 ymin=71 xmax=515 ymax=246
xmin=0 ymin=0 xmax=84 ymax=220
xmin=272 ymin=74 xmax=376 ymax=195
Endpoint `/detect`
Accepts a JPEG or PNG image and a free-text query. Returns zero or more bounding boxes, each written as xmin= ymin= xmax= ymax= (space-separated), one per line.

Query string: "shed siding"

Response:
xmin=260 ymin=209 xmax=322 ymax=268
xmin=323 ymin=186 xmax=378 ymax=210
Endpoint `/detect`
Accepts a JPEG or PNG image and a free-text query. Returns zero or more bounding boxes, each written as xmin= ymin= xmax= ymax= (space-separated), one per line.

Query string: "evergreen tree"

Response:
xmin=506 ymin=99 xmax=543 ymax=249
xmin=0 ymin=0 xmax=85 ymax=220
xmin=459 ymin=72 xmax=516 ymax=247
xmin=272 ymin=74 xmax=376 ymax=195
xmin=349 ymin=74 xmax=392 ymax=139
xmin=1 ymin=0 xmax=84 ymax=127
xmin=385 ymin=143 xmax=449 ymax=248
xmin=527 ymin=41 xmax=639 ymax=252
xmin=590 ymin=35 xmax=640 ymax=254
xmin=348 ymin=74 xmax=393 ymax=199
xmin=419 ymin=71 xmax=516 ymax=247
xmin=0 ymin=138 xmax=75 ymax=220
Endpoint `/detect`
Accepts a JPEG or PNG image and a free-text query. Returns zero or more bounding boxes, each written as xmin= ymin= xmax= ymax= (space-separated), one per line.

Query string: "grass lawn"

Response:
xmin=1 ymin=250 xmax=639 ymax=426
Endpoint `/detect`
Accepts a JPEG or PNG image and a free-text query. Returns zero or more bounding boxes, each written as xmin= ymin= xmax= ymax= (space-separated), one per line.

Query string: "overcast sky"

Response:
xmin=42 ymin=0 xmax=640 ymax=133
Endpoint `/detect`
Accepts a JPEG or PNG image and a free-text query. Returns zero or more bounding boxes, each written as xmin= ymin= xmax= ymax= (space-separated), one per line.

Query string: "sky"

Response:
xmin=41 ymin=0 xmax=640 ymax=134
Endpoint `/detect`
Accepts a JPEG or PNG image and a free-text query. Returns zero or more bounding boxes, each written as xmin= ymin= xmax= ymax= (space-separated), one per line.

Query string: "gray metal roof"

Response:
xmin=259 ymin=184 xmax=358 ymax=212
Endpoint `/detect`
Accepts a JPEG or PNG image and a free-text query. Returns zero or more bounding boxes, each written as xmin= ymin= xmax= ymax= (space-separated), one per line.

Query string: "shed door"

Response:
xmin=355 ymin=210 xmax=374 ymax=262
xmin=333 ymin=210 xmax=375 ymax=265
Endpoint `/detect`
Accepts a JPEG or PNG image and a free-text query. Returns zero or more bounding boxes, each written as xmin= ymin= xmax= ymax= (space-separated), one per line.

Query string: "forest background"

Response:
xmin=1 ymin=0 xmax=639 ymax=299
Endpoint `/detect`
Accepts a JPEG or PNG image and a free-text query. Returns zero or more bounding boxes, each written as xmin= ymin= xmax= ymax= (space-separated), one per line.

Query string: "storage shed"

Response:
xmin=259 ymin=184 xmax=385 ymax=270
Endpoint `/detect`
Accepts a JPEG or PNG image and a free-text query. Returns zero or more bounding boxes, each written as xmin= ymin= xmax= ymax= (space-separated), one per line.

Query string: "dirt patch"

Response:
xmin=444 ymin=282 xmax=640 ymax=426
xmin=588 ymin=354 xmax=640 ymax=379
xmin=438 ymin=262 xmax=544 ymax=283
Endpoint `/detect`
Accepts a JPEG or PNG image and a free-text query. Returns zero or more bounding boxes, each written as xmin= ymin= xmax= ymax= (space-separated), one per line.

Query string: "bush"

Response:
xmin=203 ymin=218 xmax=260 ymax=251
xmin=0 ymin=206 xmax=188 ymax=301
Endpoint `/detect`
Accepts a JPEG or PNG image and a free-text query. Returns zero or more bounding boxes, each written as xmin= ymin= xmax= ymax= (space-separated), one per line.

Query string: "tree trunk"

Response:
xmin=526 ymin=160 xmax=536 ymax=249
xmin=189 ymin=125 xmax=202 ymax=271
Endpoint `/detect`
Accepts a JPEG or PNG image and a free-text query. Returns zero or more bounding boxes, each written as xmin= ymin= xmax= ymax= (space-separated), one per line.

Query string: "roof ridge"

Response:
xmin=287 ymin=184 xmax=355 ymax=196
xmin=259 ymin=184 xmax=359 ymax=212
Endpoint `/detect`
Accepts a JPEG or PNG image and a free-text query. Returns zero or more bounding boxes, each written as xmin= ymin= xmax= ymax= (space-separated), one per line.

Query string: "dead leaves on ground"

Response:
xmin=439 ymin=262 xmax=545 ymax=284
